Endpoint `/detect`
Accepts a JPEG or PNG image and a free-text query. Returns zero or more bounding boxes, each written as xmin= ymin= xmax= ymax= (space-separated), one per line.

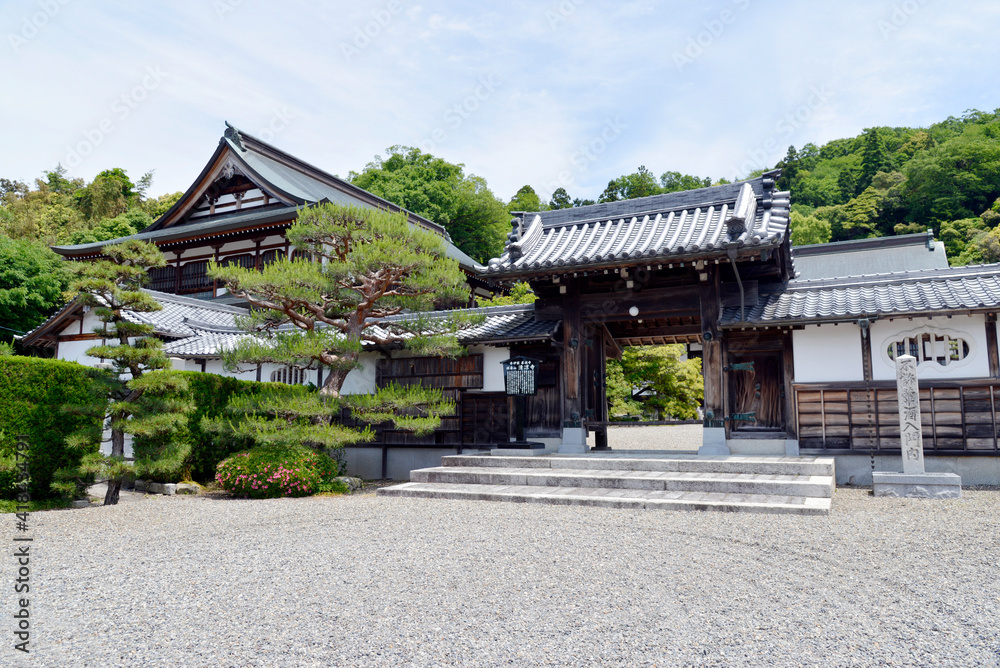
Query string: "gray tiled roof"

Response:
xmin=485 ymin=173 xmax=789 ymax=276
xmin=457 ymin=304 xmax=559 ymax=344
xmin=123 ymin=290 xmax=247 ymax=338
xmin=50 ymin=126 xmax=484 ymax=273
xmin=722 ymin=264 xmax=1000 ymax=325
xmin=791 ymin=232 xmax=948 ymax=280
xmin=161 ymin=326 xmax=247 ymax=357
xmin=164 ymin=303 xmax=557 ymax=359
xmin=368 ymin=303 xmax=559 ymax=345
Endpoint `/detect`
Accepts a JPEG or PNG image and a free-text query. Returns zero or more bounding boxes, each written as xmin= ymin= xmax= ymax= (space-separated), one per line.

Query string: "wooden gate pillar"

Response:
xmin=559 ymin=280 xmax=588 ymax=453
xmin=698 ymin=265 xmax=729 ymax=455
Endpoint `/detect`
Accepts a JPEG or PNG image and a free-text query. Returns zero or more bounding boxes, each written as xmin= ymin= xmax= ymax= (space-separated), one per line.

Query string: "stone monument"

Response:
xmin=872 ymin=355 xmax=962 ymax=498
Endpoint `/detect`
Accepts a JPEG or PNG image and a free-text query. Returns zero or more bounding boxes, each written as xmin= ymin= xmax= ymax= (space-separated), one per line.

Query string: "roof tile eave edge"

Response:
xmin=723 ymin=304 xmax=1000 ymax=327
xmin=490 ymin=239 xmax=785 ymax=277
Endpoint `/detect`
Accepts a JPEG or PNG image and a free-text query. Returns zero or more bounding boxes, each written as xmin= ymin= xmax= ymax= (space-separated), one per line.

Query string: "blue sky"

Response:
xmin=2 ymin=0 xmax=999 ymax=204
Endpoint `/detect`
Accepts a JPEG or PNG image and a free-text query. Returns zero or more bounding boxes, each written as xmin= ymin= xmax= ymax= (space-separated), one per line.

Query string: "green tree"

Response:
xmin=789 ymin=210 xmax=831 ymax=246
xmin=348 ymin=146 xmax=509 ymax=262
xmin=599 ymin=166 xmax=661 ymax=202
xmin=839 ymin=186 xmax=884 ymax=238
xmin=902 ymin=123 xmax=1000 ymax=224
xmin=508 ymin=185 xmax=543 ymax=213
xmin=144 ymin=191 xmax=184 ymax=219
xmin=207 ymin=203 xmax=476 ymax=453
xmin=858 ymin=128 xmax=893 ymax=192
xmin=74 ymin=168 xmax=141 ymax=221
xmin=606 ymin=345 xmax=703 ymax=420
xmin=659 ymin=171 xmax=712 ymax=193
xmin=549 ymin=187 xmax=572 ymax=209
xmin=775 ymin=146 xmax=800 ymax=192
xmin=940 ymin=217 xmax=988 ymax=263
xmin=68 ymin=209 xmax=153 ymax=245
xmin=56 ymin=240 xmax=191 ymax=505
xmin=0 ymin=238 xmax=71 ymax=339
xmin=964 ymin=224 xmax=1000 ymax=264
xmin=477 ymin=281 xmax=536 ymax=307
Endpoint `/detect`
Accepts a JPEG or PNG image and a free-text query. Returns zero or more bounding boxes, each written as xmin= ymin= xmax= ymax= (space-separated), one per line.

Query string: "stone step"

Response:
xmin=442 ymin=454 xmax=834 ymax=478
xmin=377 ymin=482 xmax=832 ymax=516
xmin=412 ymin=466 xmax=834 ymax=498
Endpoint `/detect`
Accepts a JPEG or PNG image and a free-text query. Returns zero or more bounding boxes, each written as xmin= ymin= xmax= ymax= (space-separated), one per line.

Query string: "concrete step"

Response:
xmin=442 ymin=454 xmax=835 ymax=478
xmin=377 ymin=482 xmax=832 ymax=516
xmin=411 ymin=466 xmax=834 ymax=498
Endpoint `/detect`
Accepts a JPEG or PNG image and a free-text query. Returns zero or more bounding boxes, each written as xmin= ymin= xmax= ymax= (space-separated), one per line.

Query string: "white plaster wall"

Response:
xmin=341 ymin=354 xmax=378 ymax=395
xmin=167 ymin=357 xmax=193 ymax=372
xmin=468 ymin=345 xmax=509 ymax=392
xmin=870 ymin=315 xmax=989 ymax=381
xmin=58 ymin=339 xmax=102 ymax=366
xmin=214 ymin=239 xmax=256 ymax=254
xmin=792 ymin=323 xmax=864 ymax=383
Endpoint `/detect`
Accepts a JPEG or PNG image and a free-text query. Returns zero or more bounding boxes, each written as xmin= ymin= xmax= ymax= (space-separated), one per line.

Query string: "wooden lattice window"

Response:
xmin=270 ymin=367 xmax=307 ymax=385
xmin=179 ymin=261 xmax=212 ymax=292
xmin=147 ymin=266 xmax=175 ymax=292
xmin=221 ymin=253 xmax=256 ymax=270
xmin=260 ymin=249 xmax=281 ymax=266
xmin=885 ymin=332 xmax=970 ymax=367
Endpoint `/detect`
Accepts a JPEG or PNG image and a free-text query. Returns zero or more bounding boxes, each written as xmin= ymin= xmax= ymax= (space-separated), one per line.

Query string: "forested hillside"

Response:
xmin=774 ymin=109 xmax=1000 ymax=263
xmin=505 ymin=109 xmax=1000 ymax=267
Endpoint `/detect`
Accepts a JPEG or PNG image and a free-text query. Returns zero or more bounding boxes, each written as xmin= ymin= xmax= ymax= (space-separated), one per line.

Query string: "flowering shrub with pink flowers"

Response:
xmin=215 ymin=445 xmax=338 ymax=499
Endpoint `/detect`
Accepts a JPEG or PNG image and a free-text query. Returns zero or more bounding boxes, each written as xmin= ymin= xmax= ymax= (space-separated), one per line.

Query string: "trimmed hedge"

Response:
xmin=0 ymin=357 xmax=102 ymax=499
xmin=0 ymin=358 xmax=318 ymax=493
xmin=179 ymin=371 xmax=262 ymax=482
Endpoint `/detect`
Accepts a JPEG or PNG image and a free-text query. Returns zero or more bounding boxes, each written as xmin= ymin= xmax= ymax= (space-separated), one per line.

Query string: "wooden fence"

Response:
xmin=794 ymin=379 xmax=1000 ymax=454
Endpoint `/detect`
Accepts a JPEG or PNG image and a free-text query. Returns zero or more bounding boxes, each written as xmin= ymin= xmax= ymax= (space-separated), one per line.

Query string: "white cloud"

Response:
xmin=1 ymin=0 xmax=998 ymax=204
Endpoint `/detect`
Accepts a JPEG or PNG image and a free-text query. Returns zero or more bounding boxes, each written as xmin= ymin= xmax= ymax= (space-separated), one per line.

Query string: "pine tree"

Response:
xmin=207 ymin=203 xmax=479 ymax=450
xmin=54 ymin=240 xmax=192 ymax=505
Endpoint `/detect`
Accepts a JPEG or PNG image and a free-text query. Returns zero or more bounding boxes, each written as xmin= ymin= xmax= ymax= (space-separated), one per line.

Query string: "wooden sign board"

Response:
xmin=502 ymin=356 xmax=540 ymax=396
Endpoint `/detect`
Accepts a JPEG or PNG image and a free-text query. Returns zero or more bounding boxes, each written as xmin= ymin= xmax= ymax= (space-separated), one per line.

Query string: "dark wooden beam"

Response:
xmin=783 ymin=330 xmax=796 ymax=439
xmin=601 ymin=324 xmax=623 ymax=360
xmin=699 ymin=266 xmax=724 ymax=427
xmin=987 ymin=313 xmax=999 ymax=378
xmin=173 ymin=251 xmax=182 ymax=294
xmin=535 ymin=285 xmax=700 ymax=322
xmin=861 ymin=322 xmax=873 ymax=382
xmin=561 ymin=281 xmax=583 ymax=426
xmin=609 ymin=324 xmax=702 ymax=339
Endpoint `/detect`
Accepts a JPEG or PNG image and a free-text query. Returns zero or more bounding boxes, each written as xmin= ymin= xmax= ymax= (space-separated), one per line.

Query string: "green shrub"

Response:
xmin=0 ymin=357 xmax=102 ymax=499
xmin=215 ymin=445 xmax=339 ymax=499
xmin=181 ymin=372 xmax=263 ymax=482
xmin=0 ymin=454 xmax=18 ymax=500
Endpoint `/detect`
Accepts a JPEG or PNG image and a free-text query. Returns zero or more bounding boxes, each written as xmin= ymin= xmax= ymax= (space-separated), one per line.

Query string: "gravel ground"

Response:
xmin=5 ymin=494 xmax=998 ymax=666
xmin=4 ymin=442 xmax=999 ymax=666
xmin=591 ymin=423 xmax=703 ymax=451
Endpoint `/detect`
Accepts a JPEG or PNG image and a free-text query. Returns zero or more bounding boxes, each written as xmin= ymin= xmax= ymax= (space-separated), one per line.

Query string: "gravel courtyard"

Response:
xmin=4 ymin=474 xmax=999 ymax=667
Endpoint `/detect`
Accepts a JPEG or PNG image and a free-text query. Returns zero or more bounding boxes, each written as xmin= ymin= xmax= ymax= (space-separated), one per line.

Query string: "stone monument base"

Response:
xmin=697 ymin=427 xmax=730 ymax=456
xmin=872 ymin=471 xmax=962 ymax=499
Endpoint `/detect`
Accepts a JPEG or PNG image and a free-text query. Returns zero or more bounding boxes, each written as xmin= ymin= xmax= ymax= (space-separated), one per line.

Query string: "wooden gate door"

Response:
xmin=727 ymin=350 xmax=784 ymax=432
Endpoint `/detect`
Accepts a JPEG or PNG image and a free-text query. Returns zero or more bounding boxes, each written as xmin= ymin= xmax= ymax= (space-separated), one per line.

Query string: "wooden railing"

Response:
xmin=794 ymin=379 xmax=1000 ymax=454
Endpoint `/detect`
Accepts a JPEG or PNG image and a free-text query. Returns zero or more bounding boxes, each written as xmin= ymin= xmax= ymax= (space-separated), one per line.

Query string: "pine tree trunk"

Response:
xmin=103 ymin=425 xmax=125 ymax=506
xmin=320 ymin=368 xmax=352 ymax=398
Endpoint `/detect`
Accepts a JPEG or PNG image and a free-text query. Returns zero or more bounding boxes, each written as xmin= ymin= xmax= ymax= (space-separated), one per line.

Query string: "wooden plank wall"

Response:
xmin=373 ymin=355 xmax=485 ymax=447
xmin=795 ymin=380 xmax=1000 ymax=453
